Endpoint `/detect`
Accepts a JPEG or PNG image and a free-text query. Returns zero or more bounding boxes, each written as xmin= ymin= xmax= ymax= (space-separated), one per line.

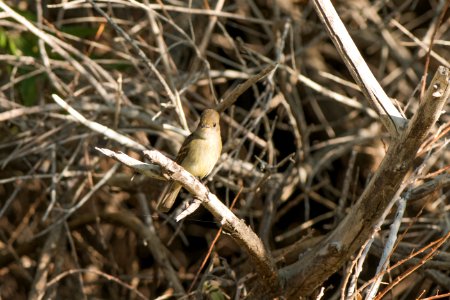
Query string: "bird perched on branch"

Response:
xmin=157 ymin=109 xmax=222 ymax=212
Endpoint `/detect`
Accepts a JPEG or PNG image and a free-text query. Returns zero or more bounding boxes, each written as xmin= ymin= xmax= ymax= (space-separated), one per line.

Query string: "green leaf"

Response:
xmin=19 ymin=76 xmax=38 ymax=106
xmin=0 ymin=28 xmax=7 ymax=48
xmin=60 ymin=26 xmax=98 ymax=38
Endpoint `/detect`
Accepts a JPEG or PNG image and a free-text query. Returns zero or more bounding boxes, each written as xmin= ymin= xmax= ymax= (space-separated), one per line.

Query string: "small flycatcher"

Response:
xmin=157 ymin=109 xmax=222 ymax=212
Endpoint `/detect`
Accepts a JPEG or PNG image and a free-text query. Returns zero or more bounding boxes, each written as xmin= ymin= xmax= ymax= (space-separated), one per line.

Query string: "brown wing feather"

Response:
xmin=157 ymin=181 xmax=182 ymax=212
xmin=175 ymin=132 xmax=196 ymax=164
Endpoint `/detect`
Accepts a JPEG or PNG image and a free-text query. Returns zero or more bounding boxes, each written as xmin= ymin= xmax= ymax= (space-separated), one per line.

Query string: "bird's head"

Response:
xmin=198 ymin=109 xmax=220 ymax=130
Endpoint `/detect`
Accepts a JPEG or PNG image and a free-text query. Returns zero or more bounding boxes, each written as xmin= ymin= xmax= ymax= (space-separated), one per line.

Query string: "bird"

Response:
xmin=157 ymin=109 xmax=222 ymax=212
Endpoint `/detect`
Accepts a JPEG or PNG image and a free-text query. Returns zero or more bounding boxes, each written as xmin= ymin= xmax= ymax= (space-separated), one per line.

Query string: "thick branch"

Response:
xmin=107 ymin=149 xmax=280 ymax=295
xmin=142 ymin=149 xmax=280 ymax=295
xmin=96 ymin=147 xmax=280 ymax=293
xmin=279 ymin=66 xmax=449 ymax=297
xmin=95 ymin=148 xmax=163 ymax=180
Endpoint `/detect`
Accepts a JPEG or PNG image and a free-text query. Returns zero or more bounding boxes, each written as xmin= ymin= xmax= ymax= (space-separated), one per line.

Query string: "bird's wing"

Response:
xmin=175 ymin=133 xmax=195 ymax=164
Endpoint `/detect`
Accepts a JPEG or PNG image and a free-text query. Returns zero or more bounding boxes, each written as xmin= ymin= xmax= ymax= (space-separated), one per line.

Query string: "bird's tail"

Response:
xmin=157 ymin=182 xmax=182 ymax=212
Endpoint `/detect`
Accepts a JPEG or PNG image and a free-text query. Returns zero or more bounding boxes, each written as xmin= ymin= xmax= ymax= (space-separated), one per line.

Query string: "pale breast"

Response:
xmin=180 ymin=135 xmax=221 ymax=178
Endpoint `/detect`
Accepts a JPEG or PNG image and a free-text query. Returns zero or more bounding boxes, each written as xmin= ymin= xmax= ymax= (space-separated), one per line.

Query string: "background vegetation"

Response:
xmin=0 ymin=0 xmax=449 ymax=299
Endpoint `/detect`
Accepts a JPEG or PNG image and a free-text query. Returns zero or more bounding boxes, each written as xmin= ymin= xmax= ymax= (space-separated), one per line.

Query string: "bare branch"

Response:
xmin=143 ymin=149 xmax=281 ymax=296
xmin=312 ymin=0 xmax=408 ymax=136
xmin=280 ymin=66 xmax=449 ymax=297
xmin=52 ymin=94 xmax=146 ymax=151
xmin=216 ymin=64 xmax=277 ymax=113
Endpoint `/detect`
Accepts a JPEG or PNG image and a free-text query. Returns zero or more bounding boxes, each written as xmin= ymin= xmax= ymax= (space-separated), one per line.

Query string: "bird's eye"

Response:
xmin=213 ymin=123 xmax=217 ymax=127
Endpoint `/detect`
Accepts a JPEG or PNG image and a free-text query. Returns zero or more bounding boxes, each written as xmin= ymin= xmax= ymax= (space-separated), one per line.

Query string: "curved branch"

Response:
xmin=143 ymin=149 xmax=281 ymax=296
xmin=280 ymin=66 xmax=449 ymax=297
